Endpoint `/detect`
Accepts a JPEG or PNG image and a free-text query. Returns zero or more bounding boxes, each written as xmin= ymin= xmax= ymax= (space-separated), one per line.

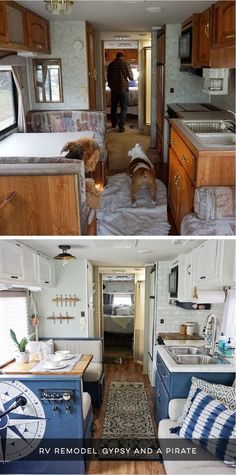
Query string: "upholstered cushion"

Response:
xmin=178 ymin=377 xmax=236 ymax=424
xmin=83 ymin=363 xmax=103 ymax=382
xmin=159 ymin=418 xmax=233 ymax=475
xmin=179 ymin=390 xmax=236 ymax=467
xmin=54 ymin=339 xmax=102 ymax=363
xmin=181 ymin=214 xmax=236 ymax=236
xmin=82 ymin=392 xmax=91 ymax=420
xmin=194 ymin=187 xmax=236 ymax=220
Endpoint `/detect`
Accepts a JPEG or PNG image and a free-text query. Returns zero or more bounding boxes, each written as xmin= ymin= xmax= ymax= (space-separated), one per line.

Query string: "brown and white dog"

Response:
xmin=61 ymin=138 xmax=100 ymax=173
xmin=128 ymin=143 xmax=157 ymax=206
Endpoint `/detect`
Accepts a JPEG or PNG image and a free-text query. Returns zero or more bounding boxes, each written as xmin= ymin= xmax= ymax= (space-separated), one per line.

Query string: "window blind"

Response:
xmin=0 ymin=291 xmax=29 ymax=367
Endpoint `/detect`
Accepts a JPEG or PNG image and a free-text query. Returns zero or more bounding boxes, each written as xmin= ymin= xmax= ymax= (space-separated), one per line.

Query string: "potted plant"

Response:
xmin=10 ymin=329 xmax=34 ymax=364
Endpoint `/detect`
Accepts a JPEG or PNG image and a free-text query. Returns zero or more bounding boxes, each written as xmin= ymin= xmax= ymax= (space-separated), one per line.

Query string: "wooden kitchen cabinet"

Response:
xmin=168 ymin=148 xmax=194 ymax=232
xmin=168 ymin=123 xmax=235 ymax=233
xmin=198 ymin=7 xmax=211 ymax=66
xmin=5 ymin=2 xmax=27 ymax=50
xmin=212 ymin=1 xmax=235 ymax=47
xmin=26 ymin=11 xmax=50 ymax=53
xmin=0 ymin=2 xmax=9 ymax=43
xmin=105 ymin=49 xmax=138 ymax=63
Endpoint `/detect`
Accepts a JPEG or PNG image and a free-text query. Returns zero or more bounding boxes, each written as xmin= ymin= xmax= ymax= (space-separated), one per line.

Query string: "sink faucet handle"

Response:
xmin=226 ymin=109 xmax=236 ymax=119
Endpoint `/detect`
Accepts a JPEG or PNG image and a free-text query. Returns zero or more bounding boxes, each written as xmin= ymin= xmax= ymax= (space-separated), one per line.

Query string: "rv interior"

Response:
xmin=0 ymin=0 xmax=235 ymax=236
xmin=0 ymin=237 xmax=235 ymax=475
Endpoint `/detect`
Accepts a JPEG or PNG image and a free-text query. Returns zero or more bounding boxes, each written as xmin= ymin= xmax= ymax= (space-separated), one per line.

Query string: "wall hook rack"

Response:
xmin=47 ymin=312 xmax=75 ymax=324
xmin=52 ymin=294 xmax=80 ymax=307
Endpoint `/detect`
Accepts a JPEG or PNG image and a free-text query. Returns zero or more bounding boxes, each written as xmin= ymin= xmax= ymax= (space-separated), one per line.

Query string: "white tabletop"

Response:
xmin=0 ymin=131 xmax=94 ymax=158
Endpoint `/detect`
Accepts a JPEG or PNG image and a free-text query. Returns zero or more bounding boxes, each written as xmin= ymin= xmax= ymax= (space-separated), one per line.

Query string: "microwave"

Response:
xmin=179 ymin=28 xmax=192 ymax=64
xmin=169 ymin=265 xmax=178 ymax=298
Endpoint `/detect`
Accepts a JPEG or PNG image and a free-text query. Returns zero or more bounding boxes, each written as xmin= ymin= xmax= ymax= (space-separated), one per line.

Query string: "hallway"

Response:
xmin=107 ymin=117 xmax=159 ymax=174
xmin=88 ymin=358 xmax=165 ymax=475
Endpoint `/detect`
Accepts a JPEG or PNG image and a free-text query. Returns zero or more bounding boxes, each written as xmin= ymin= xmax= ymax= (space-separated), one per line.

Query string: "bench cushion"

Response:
xmin=83 ymin=363 xmax=103 ymax=382
xmin=181 ymin=214 xmax=236 ymax=236
xmin=54 ymin=339 xmax=103 ymax=363
xmin=82 ymin=392 xmax=91 ymax=421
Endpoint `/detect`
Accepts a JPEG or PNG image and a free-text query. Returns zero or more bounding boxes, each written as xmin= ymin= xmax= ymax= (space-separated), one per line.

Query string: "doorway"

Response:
xmin=102 ymin=273 xmax=135 ymax=358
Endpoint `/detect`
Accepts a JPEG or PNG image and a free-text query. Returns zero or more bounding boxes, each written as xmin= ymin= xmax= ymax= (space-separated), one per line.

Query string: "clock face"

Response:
xmin=0 ymin=380 xmax=46 ymax=463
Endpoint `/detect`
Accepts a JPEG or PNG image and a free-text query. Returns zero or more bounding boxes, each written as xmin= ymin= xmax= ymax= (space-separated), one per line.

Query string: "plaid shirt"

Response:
xmin=107 ymin=58 xmax=134 ymax=93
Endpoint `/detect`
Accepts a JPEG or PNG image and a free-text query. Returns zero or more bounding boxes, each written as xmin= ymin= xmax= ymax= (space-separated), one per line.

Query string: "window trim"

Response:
xmin=33 ymin=58 xmax=64 ymax=103
xmin=0 ymin=70 xmax=18 ymax=137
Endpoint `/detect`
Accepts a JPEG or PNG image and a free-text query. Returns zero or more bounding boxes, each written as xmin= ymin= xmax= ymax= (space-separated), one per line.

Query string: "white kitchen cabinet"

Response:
xmin=193 ymin=240 xmax=235 ymax=289
xmin=37 ymin=254 xmax=55 ymax=287
xmin=177 ymin=251 xmax=193 ymax=302
xmin=21 ymin=245 xmax=38 ymax=285
xmin=0 ymin=241 xmax=24 ymax=282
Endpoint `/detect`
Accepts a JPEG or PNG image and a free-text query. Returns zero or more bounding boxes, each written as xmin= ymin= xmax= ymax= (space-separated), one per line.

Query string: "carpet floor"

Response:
xmin=100 ymin=381 xmax=159 ymax=460
xmin=107 ymin=117 xmax=160 ymax=172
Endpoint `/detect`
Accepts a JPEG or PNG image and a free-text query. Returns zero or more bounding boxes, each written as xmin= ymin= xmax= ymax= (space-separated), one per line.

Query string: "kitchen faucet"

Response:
xmin=204 ymin=314 xmax=217 ymax=356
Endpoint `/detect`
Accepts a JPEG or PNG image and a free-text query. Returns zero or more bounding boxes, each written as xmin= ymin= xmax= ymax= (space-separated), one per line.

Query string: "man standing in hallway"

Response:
xmin=107 ymin=52 xmax=134 ymax=132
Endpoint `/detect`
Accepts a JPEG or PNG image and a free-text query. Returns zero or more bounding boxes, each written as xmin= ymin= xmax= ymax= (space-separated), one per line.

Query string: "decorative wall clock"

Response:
xmin=0 ymin=380 xmax=46 ymax=463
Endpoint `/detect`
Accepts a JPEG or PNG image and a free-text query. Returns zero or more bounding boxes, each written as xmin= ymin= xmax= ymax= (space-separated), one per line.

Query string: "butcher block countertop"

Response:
xmin=159 ymin=332 xmax=204 ymax=341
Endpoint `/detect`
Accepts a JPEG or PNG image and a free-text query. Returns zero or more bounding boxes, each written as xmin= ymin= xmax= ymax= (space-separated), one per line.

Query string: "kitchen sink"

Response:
xmin=166 ymin=346 xmax=203 ymax=355
xmin=183 ymin=120 xmax=234 ymax=134
xmin=165 ymin=346 xmax=230 ymax=365
xmin=195 ymin=133 xmax=236 ymax=147
xmin=175 ymin=355 xmax=218 ymax=365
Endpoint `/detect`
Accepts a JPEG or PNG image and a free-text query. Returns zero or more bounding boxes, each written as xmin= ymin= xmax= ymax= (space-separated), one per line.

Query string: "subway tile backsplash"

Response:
xmin=155 ymin=262 xmax=224 ymax=339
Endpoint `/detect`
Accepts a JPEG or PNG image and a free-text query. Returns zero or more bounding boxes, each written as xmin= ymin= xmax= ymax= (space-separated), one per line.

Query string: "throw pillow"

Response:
xmin=179 ymin=390 xmax=236 ymax=467
xmin=178 ymin=376 xmax=236 ymax=424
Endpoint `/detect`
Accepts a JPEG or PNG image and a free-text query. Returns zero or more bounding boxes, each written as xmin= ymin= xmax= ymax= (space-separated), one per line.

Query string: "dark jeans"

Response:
xmin=111 ymin=91 xmax=128 ymax=128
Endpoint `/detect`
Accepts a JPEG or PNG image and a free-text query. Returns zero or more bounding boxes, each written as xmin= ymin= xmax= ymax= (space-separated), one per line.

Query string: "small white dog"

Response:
xmin=127 ymin=143 xmax=157 ymax=206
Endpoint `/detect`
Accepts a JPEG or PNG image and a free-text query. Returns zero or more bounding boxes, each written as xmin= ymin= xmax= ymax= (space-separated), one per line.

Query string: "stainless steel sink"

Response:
xmin=195 ymin=133 xmax=236 ymax=147
xmin=183 ymin=120 xmax=234 ymax=134
xmin=166 ymin=346 xmax=203 ymax=355
xmin=165 ymin=346 xmax=230 ymax=365
xmin=175 ymin=355 xmax=218 ymax=365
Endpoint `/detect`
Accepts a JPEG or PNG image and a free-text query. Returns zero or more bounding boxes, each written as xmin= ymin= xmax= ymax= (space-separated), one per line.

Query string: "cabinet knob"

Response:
xmin=170 ymin=139 xmax=176 ymax=145
xmin=44 ymin=281 xmax=50 ymax=284
xmin=200 ymin=276 xmax=206 ymax=280
xmin=204 ymin=23 xmax=209 ymax=38
xmin=187 ymin=265 xmax=191 ymax=275
xmin=11 ymin=276 xmax=19 ymax=279
xmin=181 ymin=155 xmax=189 ymax=164
xmin=174 ymin=173 xmax=181 ymax=190
xmin=226 ymin=34 xmax=235 ymax=39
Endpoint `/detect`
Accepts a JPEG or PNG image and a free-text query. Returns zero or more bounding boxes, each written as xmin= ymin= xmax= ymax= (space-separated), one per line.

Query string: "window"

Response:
xmin=0 ymin=291 xmax=29 ymax=367
xmin=0 ymin=70 xmax=18 ymax=135
xmin=113 ymin=294 xmax=132 ymax=306
xmin=33 ymin=59 xmax=63 ymax=103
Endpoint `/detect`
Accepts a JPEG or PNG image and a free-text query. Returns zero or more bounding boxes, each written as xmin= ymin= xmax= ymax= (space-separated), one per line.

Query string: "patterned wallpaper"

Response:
xmin=28 ymin=21 xmax=89 ymax=111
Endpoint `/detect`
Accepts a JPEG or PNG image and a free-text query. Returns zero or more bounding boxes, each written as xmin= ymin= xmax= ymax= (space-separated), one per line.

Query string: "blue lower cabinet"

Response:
xmin=0 ymin=375 xmax=92 ymax=474
xmin=154 ymin=369 xmax=169 ymax=424
xmin=154 ymin=350 xmax=235 ymax=426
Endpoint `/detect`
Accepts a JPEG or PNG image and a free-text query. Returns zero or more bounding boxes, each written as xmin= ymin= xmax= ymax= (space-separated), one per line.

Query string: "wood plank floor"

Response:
xmin=88 ymin=358 xmax=166 ymax=475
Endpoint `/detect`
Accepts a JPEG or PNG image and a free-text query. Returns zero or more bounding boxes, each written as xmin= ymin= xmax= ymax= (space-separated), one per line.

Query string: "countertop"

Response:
xmin=159 ymin=332 xmax=204 ymax=341
xmin=156 ymin=345 xmax=235 ymax=373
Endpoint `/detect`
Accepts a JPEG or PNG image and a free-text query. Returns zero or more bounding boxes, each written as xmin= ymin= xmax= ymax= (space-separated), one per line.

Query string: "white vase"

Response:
xmin=15 ymin=351 xmax=30 ymax=364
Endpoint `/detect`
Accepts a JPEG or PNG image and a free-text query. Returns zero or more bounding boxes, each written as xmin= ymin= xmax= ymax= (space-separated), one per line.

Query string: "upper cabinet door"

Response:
xmin=26 ymin=11 xmax=50 ymax=53
xmin=212 ymin=1 xmax=235 ymax=47
xmin=0 ymin=242 xmax=24 ymax=282
xmin=21 ymin=246 xmax=38 ymax=285
xmin=6 ymin=2 xmax=27 ymax=49
xmin=194 ymin=241 xmax=218 ymax=285
xmin=0 ymin=2 xmax=9 ymax=43
xmin=198 ymin=7 xmax=211 ymax=66
xmin=37 ymin=255 xmax=55 ymax=287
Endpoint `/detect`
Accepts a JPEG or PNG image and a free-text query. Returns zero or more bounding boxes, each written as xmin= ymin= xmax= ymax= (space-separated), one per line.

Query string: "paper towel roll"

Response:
xmin=193 ymin=290 xmax=225 ymax=304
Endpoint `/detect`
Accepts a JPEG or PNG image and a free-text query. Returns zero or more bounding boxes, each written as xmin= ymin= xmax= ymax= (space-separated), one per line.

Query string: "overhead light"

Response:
xmin=54 ymin=245 xmax=76 ymax=265
xmin=137 ymin=249 xmax=152 ymax=254
xmin=115 ymin=36 xmax=130 ymax=41
xmin=44 ymin=0 xmax=74 ymax=15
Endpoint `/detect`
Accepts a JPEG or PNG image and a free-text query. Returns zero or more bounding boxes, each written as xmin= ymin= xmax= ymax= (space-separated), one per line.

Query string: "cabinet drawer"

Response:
xmin=156 ymin=352 xmax=171 ymax=392
xmin=170 ymin=128 xmax=196 ymax=184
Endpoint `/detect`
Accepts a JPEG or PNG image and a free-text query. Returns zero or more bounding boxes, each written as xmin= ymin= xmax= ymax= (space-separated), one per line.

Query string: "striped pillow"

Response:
xmin=179 ymin=390 xmax=236 ymax=467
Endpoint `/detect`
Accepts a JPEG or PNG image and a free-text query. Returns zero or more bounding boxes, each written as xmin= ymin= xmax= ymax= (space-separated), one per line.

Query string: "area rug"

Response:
xmin=99 ymin=381 xmax=160 ymax=460
xmin=97 ymin=173 xmax=171 ymax=236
